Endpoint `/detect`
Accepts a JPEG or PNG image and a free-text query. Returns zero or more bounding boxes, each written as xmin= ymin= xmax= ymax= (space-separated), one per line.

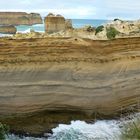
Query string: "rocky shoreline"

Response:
xmin=0 ymin=12 xmax=42 ymax=34
xmin=11 ymin=18 xmax=140 ymax=40
xmin=0 ymin=12 xmax=140 ymax=40
xmin=0 ymin=37 xmax=139 ymax=135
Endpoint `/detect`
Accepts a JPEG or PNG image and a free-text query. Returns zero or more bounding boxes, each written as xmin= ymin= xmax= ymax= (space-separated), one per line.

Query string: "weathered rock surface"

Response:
xmin=106 ymin=19 xmax=140 ymax=38
xmin=107 ymin=19 xmax=139 ymax=34
xmin=65 ymin=19 xmax=73 ymax=29
xmin=0 ymin=25 xmax=17 ymax=34
xmin=44 ymin=13 xmax=73 ymax=33
xmin=0 ymin=12 xmax=42 ymax=25
xmin=0 ymin=37 xmax=140 ymax=135
xmin=44 ymin=13 xmax=66 ymax=33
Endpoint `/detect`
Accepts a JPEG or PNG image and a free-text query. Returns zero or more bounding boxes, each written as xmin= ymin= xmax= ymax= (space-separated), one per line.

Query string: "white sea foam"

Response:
xmin=6 ymin=134 xmax=46 ymax=140
xmin=5 ymin=120 xmax=121 ymax=140
xmin=17 ymin=28 xmax=45 ymax=33
xmin=48 ymin=120 xmax=121 ymax=140
xmin=6 ymin=113 xmax=140 ymax=140
xmin=0 ymin=33 xmax=13 ymax=37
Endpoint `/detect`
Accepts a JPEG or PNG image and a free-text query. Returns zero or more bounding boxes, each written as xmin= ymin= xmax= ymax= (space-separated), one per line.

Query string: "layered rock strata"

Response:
xmin=0 ymin=12 xmax=42 ymax=25
xmin=0 ymin=37 xmax=139 ymax=135
xmin=44 ymin=13 xmax=73 ymax=33
xmin=0 ymin=25 xmax=17 ymax=34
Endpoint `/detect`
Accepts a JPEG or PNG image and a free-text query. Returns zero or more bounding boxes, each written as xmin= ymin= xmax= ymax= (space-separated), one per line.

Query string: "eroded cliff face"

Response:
xmin=0 ymin=12 xmax=42 ymax=25
xmin=44 ymin=13 xmax=73 ymax=33
xmin=0 ymin=25 xmax=17 ymax=34
xmin=0 ymin=37 xmax=140 ymax=135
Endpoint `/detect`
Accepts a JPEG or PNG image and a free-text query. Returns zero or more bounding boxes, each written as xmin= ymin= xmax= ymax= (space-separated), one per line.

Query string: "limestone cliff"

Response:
xmin=0 ymin=25 xmax=17 ymax=34
xmin=0 ymin=12 xmax=42 ymax=25
xmin=0 ymin=37 xmax=139 ymax=135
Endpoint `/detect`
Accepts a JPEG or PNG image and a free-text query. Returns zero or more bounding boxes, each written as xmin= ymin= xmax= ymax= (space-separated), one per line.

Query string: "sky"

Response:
xmin=0 ymin=0 xmax=140 ymax=19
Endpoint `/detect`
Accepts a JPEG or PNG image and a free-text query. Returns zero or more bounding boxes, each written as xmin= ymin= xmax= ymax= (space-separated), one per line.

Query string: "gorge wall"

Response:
xmin=0 ymin=37 xmax=139 ymax=135
xmin=0 ymin=12 xmax=42 ymax=25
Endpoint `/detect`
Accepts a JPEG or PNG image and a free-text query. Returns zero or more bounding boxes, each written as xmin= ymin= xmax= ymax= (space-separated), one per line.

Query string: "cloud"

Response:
xmin=0 ymin=7 xmax=96 ymax=19
xmin=104 ymin=0 xmax=140 ymax=19
xmin=0 ymin=0 xmax=139 ymax=19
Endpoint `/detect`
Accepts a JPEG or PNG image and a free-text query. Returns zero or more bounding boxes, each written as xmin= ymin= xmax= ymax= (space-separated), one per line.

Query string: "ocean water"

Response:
xmin=0 ymin=19 xmax=109 ymax=37
xmin=1 ymin=18 xmax=127 ymax=140
xmin=7 ymin=120 xmax=121 ymax=140
xmin=5 ymin=113 xmax=140 ymax=140
xmin=15 ymin=19 xmax=109 ymax=33
xmin=72 ymin=19 xmax=109 ymax=28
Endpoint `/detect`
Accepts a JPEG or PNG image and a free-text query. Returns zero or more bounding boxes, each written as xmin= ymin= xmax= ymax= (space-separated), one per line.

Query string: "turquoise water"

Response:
xmin=16 ymin=19 xmax=109 ymax=33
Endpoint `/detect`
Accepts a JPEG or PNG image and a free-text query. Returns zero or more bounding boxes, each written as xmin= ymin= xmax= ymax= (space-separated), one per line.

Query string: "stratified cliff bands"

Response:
xmin=0 ymin=12 xmax=42 ymax=25
xmin=0 ymin=25 xmax=17 ymax=34
xmin=0 ymin=37 xmax=140 ymax=135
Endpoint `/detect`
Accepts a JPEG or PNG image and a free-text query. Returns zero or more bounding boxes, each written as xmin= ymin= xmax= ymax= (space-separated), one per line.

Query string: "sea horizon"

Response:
xmin=14 ymin=19 xmax=110 ymax=34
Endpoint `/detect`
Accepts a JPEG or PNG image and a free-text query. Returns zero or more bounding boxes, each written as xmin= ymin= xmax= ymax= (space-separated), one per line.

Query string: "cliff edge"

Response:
xmin=0 ymin=12 xmax=42 ymax=25
xmin=0 ymin=37 xmax=139 ymax=135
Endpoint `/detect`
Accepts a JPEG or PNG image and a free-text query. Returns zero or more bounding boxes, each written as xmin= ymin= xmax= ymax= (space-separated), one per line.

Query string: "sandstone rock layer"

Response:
xmin=0 ymin=12 xmax=42 ymax=25
xmin=44 ymin=14 xmax=66 ymax=33
xmin=0 ymin=25 xmax=17 ymax=34
xmin=0 ymin=37 xmax=140 ymax=134
xmin=44 ymin=13 xmax=73 ymax=33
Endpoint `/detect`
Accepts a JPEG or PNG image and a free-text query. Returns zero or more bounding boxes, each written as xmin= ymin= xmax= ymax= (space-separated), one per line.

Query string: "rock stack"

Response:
xmin=44 ymin=13 xmax=73 ymax=33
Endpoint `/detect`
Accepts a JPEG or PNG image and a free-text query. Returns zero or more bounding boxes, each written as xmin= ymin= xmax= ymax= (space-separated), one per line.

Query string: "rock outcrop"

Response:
xmin=0 ymin=37 xmax=139 ymax=135
xmin=0 ymin=25 xmax=17 ymax=34
xmin=65 ymin=19 xmax=73 ymax=29
xmin=44 ymin=13 xmax=73 ymax=33
xmin=0 ymin=12 xmax=42 ymax=25
xmin=106 ymin=19 xmax=140 ymax=37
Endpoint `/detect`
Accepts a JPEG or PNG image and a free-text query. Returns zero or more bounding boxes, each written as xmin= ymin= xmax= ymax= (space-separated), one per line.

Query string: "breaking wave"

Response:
xmin=6 ymin=119 xmax=122 ymax=140
xmin=48 ymin=120 xmax=121 ymax=140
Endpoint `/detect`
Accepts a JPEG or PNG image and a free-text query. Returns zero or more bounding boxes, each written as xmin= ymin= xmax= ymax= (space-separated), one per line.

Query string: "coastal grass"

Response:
xmin=120 ymin=115 xmax=140 ymax=139
xmin=0 ymin=122 xmax=9 ymax=140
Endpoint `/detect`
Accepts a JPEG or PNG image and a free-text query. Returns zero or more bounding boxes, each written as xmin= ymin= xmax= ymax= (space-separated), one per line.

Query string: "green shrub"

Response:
xmin=86 ymin=26 xmax=95 ymax=32
xmin=121 ymin=120 xmax=140 ymax=139
xmin=114 ymin=18 xmax=120 ymax=21
xmin=0 ymin=123 xmax=9 ymax=140
xmin=106 ymin=27 xmax=119 ymax=40
xmin=95 ymin=25 xmax=104 ymax=35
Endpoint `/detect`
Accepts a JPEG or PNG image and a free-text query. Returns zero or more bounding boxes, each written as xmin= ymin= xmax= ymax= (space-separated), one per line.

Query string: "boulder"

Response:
xmin=0 ymin=12 xmax=42 ymax=25
xmin=0 ymin=25 xmax=17 ymax=34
